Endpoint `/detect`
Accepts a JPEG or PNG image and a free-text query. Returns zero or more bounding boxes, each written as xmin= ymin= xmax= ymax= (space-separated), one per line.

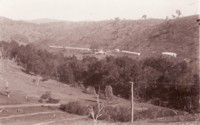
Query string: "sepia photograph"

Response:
xmin=0 ymin=0 xmax=199 ymax=125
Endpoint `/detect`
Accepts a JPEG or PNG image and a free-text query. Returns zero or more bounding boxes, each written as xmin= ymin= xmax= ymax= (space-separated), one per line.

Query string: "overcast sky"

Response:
xmin=0 ymin=0 xmax=198 ymax=21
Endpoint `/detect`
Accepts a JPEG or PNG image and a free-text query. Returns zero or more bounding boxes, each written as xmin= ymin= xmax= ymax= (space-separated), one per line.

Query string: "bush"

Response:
xmin=100 ymin=106 xmax=131 ymax=122
xmin=41 ymin=76 xmax=49 ymax=81
xmin=60 ymin=101 xmax=89 ymax=116
xmin=47 ymin=97 xmax=60 ymax=104
xmin=100 ymin=105 xmax=185 ymax=122
xmin=84 ymin=86 xmax=96 ymax=94
xmin=70 ymin=82 xmax=79 ymax=88
xmin=40 ymin=91 xmax=51 ymax=99
xmin=99 ymin=92 xmax=106 ymax=100
xmin=39 ymin=91 xmax=60 ymax=104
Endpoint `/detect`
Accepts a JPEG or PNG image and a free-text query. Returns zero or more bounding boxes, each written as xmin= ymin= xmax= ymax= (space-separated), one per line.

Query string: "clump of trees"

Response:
xmin=0 ymin=41 xmax=199 ymax=112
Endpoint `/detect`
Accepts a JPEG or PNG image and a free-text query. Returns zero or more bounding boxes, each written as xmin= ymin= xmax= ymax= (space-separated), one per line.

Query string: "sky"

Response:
xmin=0 ymin=0 xmax=199 ymax=21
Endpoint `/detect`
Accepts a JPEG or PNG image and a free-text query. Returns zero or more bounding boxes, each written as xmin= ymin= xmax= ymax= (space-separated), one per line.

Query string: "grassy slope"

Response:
xmin=0 ymin=59 xmax=95 ymax=105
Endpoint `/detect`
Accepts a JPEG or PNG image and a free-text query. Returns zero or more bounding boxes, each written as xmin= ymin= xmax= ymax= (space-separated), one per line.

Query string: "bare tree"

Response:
xmin=89 ymin=88 xmax=105 ymax=125
xmin=172 ymin=15 xmax=176 ymax=19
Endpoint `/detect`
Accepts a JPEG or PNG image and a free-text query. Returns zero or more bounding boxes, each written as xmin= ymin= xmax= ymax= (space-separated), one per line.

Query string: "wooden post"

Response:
xmin=131 ymin=81 xmax=134 ymax=123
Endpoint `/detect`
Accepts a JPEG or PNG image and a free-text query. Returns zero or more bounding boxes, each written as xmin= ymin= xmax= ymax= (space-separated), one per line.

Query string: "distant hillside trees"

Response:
xmin=0 ymin=41 xmax=199 ymax=112
xmin=172 ymin=15 xmax=176 ymax=19
xmin=176 ymin=10 xmax=181 ymax=18
xmin=142 ymin=15 xmax=147 ymax=20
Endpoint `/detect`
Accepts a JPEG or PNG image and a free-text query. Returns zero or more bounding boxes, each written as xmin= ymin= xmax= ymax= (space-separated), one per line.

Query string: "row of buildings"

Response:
xmin=49 ymin=45 xmax=177 ymax=57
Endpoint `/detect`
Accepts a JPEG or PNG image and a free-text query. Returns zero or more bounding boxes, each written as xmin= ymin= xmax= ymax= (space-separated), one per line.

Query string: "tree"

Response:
xmin=114 ymin=17 xmax=120 ymax=21
xmin=89 ymin=89 xmax=105 ymax=125
xmin=176 ymin=10 xmax=181 ymax=18
xmin=142 ymin=15 xmax=147 ymax=20
xmin=101 ymin=57 xmax=120 ymax=86
xmin=84 ymin=59 xmax=106 ymax=86
xmin=57 ymin=63 xmax=75 ymax=84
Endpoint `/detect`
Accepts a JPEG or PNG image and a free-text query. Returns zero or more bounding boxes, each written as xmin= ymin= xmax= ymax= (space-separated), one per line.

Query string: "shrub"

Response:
xmin=99 ymin=92 xmax=106 ymax=100
xmin=39 ymin=91 xmax=60 ymax=104
xmin=100 ymin=106 xmax=131 ymax=122
xmin=40 ymin=91 xmax=51 ymax=99
xmin=70 ymin=82 xmax=79 ymax=88
xmin=41 ymin=76 xmax=49 ymax=81
xmin=47 ymin=97 xmax=60 ymax=104
xmin=84 ymin=86 xmax=96 ymax=94
xmin=60 ymin=101 xmax=89 ymax=116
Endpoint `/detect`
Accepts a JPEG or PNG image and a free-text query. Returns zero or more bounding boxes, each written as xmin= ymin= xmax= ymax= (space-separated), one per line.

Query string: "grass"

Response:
xmin=0 ymin=59 xmax=96 ymax=105
xmin=60 ymin=101 xmax=187 ymax=122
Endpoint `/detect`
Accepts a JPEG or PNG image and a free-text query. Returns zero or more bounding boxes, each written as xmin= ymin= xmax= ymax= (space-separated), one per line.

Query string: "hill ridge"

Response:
xmin=0 ymin=15 xmax=198 ymax=60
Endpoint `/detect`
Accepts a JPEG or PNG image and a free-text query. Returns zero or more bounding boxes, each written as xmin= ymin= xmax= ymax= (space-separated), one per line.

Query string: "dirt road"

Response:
xmin=0 ymin=103 xmax=60 ymax=109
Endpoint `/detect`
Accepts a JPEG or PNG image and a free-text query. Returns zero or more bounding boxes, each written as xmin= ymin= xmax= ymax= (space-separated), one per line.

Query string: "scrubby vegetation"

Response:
xmin=60 ymin=101 xmax=186 ymax=122
xmin=99 ymin=105 xmax=185 ymax=122
xmin=0 ymin=41 xmax=199 ymax=112
xmin=60 ymin=101 xmax=89 ymax=116
xmin=39 ymin=91 xmax=60 ymax=103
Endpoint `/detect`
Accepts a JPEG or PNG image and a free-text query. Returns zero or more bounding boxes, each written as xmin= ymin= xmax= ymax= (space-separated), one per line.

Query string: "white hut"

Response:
xmin=121 ymin=50 xmax=141 ymax=56
xmin=95 ymin=50 xmax=106 ymax=55
xmin=162 ymin=52 xmax=177 ymax=57
xmin=115 ymin=49 xmax=120 ymax=52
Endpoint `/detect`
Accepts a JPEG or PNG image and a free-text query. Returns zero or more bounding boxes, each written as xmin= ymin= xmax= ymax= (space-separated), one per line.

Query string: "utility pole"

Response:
xmin=129 ymin=81 xmax=134 ymax=123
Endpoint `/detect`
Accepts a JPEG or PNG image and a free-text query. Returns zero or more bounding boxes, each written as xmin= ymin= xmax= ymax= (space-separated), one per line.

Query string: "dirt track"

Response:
xmin=0 ymin=103 xmax=60 ymax=109
xmin=0 ymin=103 xmax=199 ymax=125
xmin=0 ymin=107 xmax=86 ymax=125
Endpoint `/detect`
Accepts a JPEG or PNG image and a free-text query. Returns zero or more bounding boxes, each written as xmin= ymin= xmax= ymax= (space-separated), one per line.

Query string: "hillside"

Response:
xmin=25 ymin=18 xmax=65 ymax=24
xmin=0 ymin=15 xmax=199 ymax=124
xmin=0 ymin=59 xmax=199 ymax=125
xmin=0 ymin=59 xmax=96 ymax=105
xmin=0 ymin=15 xmax=198 ymax=58
xmin=0 ymin=15 xmax=199 ymax=72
